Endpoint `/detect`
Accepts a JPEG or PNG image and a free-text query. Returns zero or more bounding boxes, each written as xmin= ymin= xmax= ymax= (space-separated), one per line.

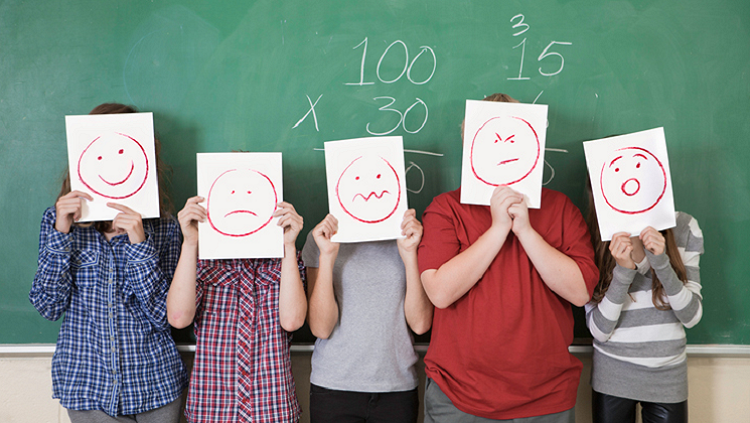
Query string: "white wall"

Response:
xmin=1 ymin=349 xmax=749 ymax=423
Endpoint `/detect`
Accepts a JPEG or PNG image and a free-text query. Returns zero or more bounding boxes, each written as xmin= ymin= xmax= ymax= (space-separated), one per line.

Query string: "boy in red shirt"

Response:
xmin=417 ymin=93 xmax=598 ymax=422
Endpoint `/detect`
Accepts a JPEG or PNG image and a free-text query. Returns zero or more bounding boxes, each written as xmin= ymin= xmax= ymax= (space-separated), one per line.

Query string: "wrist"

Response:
xmin=488 ymin=221 xmax=512 ymax=237
xmin=54 ymin=220 xmax=71 ymax=234
xmin=318 ymin=251 xmax=337 ymax=266
xmin=398 ymin=247 xmax=418 ymax=265
xmin=513 ymin=225 xmax=537 ymax=244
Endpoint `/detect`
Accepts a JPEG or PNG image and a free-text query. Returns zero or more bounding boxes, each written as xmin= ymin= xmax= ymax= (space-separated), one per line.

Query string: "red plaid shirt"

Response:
xmin=185 ymin=256 xmax=305 ymax=423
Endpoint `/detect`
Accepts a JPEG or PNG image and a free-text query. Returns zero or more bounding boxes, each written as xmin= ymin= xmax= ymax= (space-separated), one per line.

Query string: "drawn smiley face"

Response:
xmin=336 ymin=155 xmax=401 ymax=224
xmin=470 ymin=116 xmax=541 ymax=186
xmin=206 ymin=168 xmax=278 ymax=237
xmin=599 ymin=147 xmax=667 ymax=215
xmin=77 ymin=132 xmax=149 ymax=199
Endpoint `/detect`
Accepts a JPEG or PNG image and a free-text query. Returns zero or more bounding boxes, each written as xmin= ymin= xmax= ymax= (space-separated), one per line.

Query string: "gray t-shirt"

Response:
xmin=301 ymin=231 xmax=419 ymax=392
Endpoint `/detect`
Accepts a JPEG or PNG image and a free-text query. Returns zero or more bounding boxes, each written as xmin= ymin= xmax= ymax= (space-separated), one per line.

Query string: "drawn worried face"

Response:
xmin=599 ymin=147 xmax=667 ymax=215
xmin=77 ymin=132 xmax=149 ymax=199
xmin=336 ymin=156 xmax=401 ymax=224
xmin=206 ymin=169 xmax=278 ymax=237
xmin=470 ymin=116 xmax=541 ymax=186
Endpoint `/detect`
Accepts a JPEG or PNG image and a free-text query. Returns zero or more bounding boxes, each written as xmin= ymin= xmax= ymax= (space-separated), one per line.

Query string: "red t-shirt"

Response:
xmin=418 ymin=188 xmax=598 ymax=419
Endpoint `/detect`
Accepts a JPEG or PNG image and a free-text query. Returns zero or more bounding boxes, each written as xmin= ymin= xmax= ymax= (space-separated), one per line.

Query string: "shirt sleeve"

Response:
xmin=585 ymin=264 xmax=636 ymax=342
xmin=121 ymin=216 xmax=182 ymax=331
xmin=417 ymin=196 xmax=461 ymax=275
xmin=29 ymin=208 xmax=74 ymax=321
xmin=647 ymin=215 xmax=704 ymax=328
xmin=560 ymin=196 xmax=600 ymax=297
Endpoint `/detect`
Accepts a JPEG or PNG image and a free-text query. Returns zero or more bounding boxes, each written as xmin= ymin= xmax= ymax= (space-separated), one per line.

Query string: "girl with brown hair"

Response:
xmin=30 ymin=103 xmax=187 ymax=422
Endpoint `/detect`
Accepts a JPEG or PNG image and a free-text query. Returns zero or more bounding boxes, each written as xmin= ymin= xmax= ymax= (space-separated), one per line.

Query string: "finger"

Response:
xmin=276 ymin=201 xmax=296 ymax=212
xmin=106 ymin=203 xmax=137 ymax=214
xmin=401 ymin=214 xmax=417 ymax=229
xmin=179 ymin=209 xmax=206 ymax=224
xmin=186 ymin=196 xmax=205 ymax=206
xmin=324 ymin=215 xmax=339 ymax=233
xmin=325 ymin=214 xmax=338 ymax=226
xmin=68 ymin=190 xmax=94 ymax=201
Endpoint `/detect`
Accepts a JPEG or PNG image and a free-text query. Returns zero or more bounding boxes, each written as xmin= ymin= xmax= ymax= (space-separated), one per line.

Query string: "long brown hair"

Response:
xmin=585 ymin=178 xmax=687 ymax=310
xmin=58 ymin=103 xmax=174 ymax=232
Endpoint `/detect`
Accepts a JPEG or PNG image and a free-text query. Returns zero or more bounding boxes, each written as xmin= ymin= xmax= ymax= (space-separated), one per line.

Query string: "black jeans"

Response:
xmin=592 ymin=391 xmax=688 ymax=423
xmin=310 ymin=383 xmax=419 ymax=423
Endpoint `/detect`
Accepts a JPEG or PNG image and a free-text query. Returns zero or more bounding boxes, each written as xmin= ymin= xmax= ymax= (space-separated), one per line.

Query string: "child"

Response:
xmin=303 ymin=210 xmax=433 ymax=423
xmin=585 ymin=183 xmax=703 ymax=423
xmin=417 ymin=93 xmax=599 ymax=422
xmin=167 ymin=196 xmax=307 ymax=423
xmin=29 ymin=103 xmax=188 ymax=422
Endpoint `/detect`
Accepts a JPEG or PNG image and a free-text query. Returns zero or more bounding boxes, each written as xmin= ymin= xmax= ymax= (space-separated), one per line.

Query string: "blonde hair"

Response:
xmin=462 ymin=93 xmax=521 ymax=140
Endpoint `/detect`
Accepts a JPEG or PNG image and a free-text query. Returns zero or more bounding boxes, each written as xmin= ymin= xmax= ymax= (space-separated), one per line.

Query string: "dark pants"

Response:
xmin=309 ymin=383 xmax=419 ymax=423
xmin=592 ymin=391 xmax=688 ymax=423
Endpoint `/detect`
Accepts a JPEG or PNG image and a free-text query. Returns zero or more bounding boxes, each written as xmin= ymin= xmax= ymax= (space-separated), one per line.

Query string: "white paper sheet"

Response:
xmin=65 ymin=113 xmax=159 ymax=221
xmin=197 ymin=152 xmax=283 ymax=259
xmin=324 ymin=137 xmax=408 ymax=243
xmin=583 ymin=128 xmax=676 ymax=241
xmin=460 ymin=100 xmax=548 ymax=208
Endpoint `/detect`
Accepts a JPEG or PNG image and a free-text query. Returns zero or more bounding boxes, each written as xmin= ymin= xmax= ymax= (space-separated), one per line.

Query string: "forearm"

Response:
xmin=516 ymin=228 xmax=590 ymax=306
xmin=124 ymin=235 xmax=173 ymax=330
xmin=307 ymin=258 xmax=339 ymax=339
xmin=401 ymin=251 xmax=433 ymax=334
xmin=586 ymin=265 xmax=635 ymax=342
xmin=278 ymin=243 xmax=307 ymax=332
xmin=29 ymin=225 xmax=75 ymax=321
xmin=647 ymin=250 xmax=703 ymax=327
xmin=166 ymin=242 xmax=198 ymax=329
xmin=422 ymin=225 xmax=509 ymax=309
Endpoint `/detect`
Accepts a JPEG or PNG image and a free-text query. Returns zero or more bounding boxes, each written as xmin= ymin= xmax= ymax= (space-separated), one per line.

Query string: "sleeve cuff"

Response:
xmin=645 ymin=249 xmax=671 ymax=270
xmin=126 ymin=234 xmax=158 ymax=263
xmin=612 ymin=263 xmax=637 ymax=286
xmin=45 ymin=230 xmax=73 ymax=254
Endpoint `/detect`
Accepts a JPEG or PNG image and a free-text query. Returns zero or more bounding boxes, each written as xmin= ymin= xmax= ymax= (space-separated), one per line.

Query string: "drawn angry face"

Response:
xmin=206 ymin=168 xmax=278 ymax=237
xmin=599 ymin=147 xmax=667 ymax=215
xmin=77 ymin=132 xmax=149 ymax=199
xmin=470 ymin=116 xmax=541 ymax=186
xmin=336 ymin=156 xmax=401 ymax=224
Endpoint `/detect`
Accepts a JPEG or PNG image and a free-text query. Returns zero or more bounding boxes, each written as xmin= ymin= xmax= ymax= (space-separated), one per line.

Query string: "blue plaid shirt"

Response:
xmin=30 ymin=207 xmax=188 ymax=416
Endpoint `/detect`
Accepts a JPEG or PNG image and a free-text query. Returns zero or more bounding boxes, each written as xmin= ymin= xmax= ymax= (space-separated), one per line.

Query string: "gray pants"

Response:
xmin=67 ymin=393 xmax=184 ymax=423
xmin=424 ymin=378 xmax=575 ymax=423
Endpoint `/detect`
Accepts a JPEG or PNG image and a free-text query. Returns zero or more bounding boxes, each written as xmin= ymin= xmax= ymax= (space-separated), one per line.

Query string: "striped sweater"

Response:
xmin=585 ymin=212 xmax=703 ymax=403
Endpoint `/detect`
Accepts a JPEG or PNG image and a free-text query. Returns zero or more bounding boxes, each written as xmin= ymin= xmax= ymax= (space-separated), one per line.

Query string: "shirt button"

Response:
xmin=110 ymin=336 xmax=115 ymax=342
xmin=108 ymin=279 xmax=113 ymax=284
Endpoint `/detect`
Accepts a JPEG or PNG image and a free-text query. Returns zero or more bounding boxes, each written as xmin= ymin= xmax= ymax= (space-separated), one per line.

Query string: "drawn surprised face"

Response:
xmin=77 ymin=132 xmax=149 ymax=199
xmin=599 ymin=147 xmax=667 ymax=215
xmin=336 ymin=156 xmax=401 ymax=224
xmin=470 ymin=116 xmax=541 ymax=186
xmin=206 ymin=169 xmax=278 ymax=237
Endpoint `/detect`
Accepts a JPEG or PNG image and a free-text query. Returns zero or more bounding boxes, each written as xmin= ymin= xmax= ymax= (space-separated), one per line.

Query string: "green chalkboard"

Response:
xmin=1 ymin=0 xmax=748 ymax=345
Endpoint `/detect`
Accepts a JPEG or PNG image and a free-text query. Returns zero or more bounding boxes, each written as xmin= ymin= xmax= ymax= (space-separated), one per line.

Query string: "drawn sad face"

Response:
xmin=206 ymin=169 xmax=278 ymax=237
xmin=77 ymin=132 xmax=149 ymax=199
xmin=599 ymin=147 xmax=667 ymax=215
xmin=336 ymin=156 xmax=401 ymax=224
xmin=470 ymin=116 xmax=541 ymax=186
